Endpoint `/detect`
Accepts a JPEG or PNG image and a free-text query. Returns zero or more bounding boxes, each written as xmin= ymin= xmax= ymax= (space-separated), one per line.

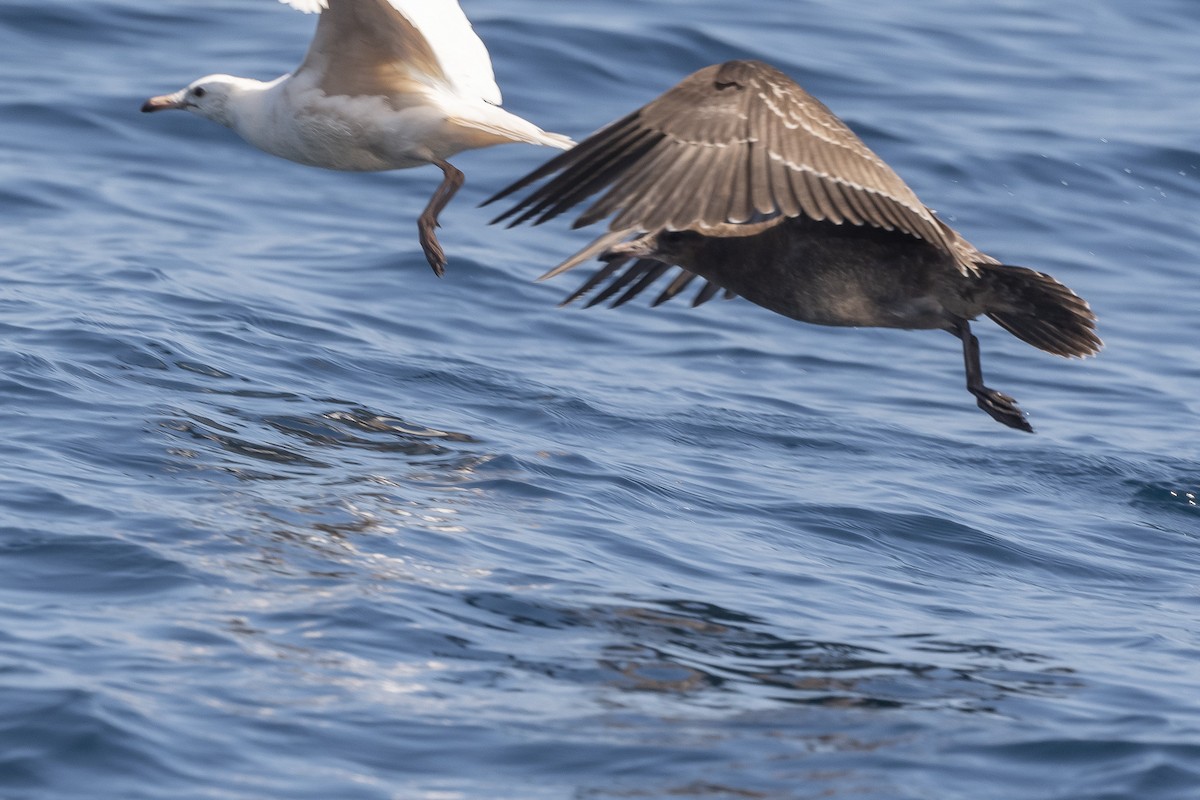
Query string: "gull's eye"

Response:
xmin=192 ymin=87 xmax=207 ymax=98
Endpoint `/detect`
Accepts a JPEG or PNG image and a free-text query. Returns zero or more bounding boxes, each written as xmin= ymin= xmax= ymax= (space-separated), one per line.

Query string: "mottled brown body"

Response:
xmin=487 ymin=60 xmax=1101 ymax=431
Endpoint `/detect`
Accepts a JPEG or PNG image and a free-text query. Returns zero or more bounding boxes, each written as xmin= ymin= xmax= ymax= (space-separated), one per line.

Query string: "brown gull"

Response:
xmin=142 ymin=0 xmax=573 ymax=276
xmin=485 ymin=60 xmax=1101 ymax=432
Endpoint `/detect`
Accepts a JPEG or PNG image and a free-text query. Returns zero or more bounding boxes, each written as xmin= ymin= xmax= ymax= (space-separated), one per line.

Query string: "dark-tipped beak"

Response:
xmin=141 ymin=93 xmax=185 ymax=113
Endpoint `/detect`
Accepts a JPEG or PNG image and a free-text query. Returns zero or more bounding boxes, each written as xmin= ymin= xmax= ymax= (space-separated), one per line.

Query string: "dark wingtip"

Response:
xmin=480 ymin=138 xmax=592 ymax=218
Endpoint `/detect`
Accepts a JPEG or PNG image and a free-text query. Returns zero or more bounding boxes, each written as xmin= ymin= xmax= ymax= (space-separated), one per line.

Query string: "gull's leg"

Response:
xmin=417 ymin=159 xmax=465 ymax=277
xmin=950 ymin=319 xmax=1033 ymax=433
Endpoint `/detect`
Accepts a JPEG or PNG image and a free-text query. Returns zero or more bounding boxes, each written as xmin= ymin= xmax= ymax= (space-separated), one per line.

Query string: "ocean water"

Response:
xmin=1 ymin=0 xmax=1198 ymax=798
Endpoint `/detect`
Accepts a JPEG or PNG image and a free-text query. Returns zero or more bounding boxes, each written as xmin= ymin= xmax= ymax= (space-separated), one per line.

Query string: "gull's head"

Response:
xmin=141 ymin=74 xmax=251 ymax=127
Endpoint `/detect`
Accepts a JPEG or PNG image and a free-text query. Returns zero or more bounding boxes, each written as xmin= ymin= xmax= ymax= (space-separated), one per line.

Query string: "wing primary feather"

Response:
xmin=535 ymin=131 xmax=664 ymax=225
xmin=692 ymin=281 xmax=723 ymax=307
xmin=608 ymin=146 xmax=706 ymax=231
xmin=585 ymin=260 xmax=656 ymax=308
xmin=751 ymin=96 xmax=778 ymax=215
xmin=652 ymin=271 xmax=698 ymax=306
xmin=818 ymin=171 xmax=850 ymax=224
xmin=839 ymin=180 xmax=875 ymax=226
xmin=720 ymin=149 xmax=756 ymax=223
xmin=560 ymin=257 xmax=628 ymax=306
xmin=503 ymin=127 xmax=657 ymax=227
xmin=857 ymin=190 xmax=896 ymax=231
xmin=697 ymin=141 xmax=745 ymax=225
xmin=537 ymin=230 xmax=630 ymax=282
xmin=510 ymin=120 xmax=646 ymax=202
xmin=805 ymin=169 xmax=842 ymax=223
xmin=911 ymin=213 xmax=947 ymax=246
xmin=612 ymin=262 xmax=671 ymax=307
xmin=769 ymin=117 xmax=809 ymax=219
xmin=792 ymin=169 xmax=823 ymax=222
xmin=727 ymin=133 xmax=755 ymax=223
xmin=770 ymin=155 xmax=803 ymax=219
xmin=640 ymin=148 xmax=713 ymax=230
xmin=485 ymin=112 xmax=642 ymax=222
xmin=576 ymin=141 xmax=690 ymax=229
xmin=827 ymin=181 xmax=863 ymax=225
xmin=876 ymin=195 xmax=910 ymax=233
xmin=486 ymin=109 xmax=639 ymax=197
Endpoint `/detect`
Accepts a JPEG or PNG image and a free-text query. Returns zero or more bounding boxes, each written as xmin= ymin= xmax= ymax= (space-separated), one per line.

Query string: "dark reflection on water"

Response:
xmin=159 ymin=404 xmax=484 ymax=476
xmin=459 ymin=594 xmax=1080 ymax=715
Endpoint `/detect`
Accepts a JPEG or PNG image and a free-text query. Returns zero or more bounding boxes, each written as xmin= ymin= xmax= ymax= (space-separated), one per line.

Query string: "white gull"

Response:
xmin=142 ymin=0 xmax=573 ymax=276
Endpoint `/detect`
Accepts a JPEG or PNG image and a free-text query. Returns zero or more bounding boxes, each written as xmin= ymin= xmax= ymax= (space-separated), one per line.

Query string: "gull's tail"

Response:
xmin=449 ymin=102 xmax=574 ymax=151
xmin=979 ymin=262 xmax=1102 ymax=358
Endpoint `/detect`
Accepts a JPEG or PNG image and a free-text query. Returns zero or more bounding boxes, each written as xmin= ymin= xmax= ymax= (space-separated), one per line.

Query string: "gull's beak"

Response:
xmin=141 ymin=90 xmax=187 ymax=113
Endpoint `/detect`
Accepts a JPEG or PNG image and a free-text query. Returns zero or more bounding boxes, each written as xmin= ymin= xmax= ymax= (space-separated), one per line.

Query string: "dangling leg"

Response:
xmin=417 ymin=159 xmax=465 ymax=277
xmin=950 ymin=319 xmax=1033 ymax=432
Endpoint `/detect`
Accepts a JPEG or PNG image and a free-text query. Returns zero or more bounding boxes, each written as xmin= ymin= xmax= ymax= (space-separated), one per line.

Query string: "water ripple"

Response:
xmin=2 ymin=0 xmax=1199 ymax=798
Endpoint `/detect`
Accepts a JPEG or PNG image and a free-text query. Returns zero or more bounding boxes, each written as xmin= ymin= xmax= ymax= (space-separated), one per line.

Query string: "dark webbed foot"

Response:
xmin=952 ymin=319 xmax=1035 ymax=433
xmin=970 ymin=386 xmax=1033 ymax=432
xmin=417 ymin=159 xmax=465 ymax=278
xmin=417 ymin=217 xmax=447 ymax=278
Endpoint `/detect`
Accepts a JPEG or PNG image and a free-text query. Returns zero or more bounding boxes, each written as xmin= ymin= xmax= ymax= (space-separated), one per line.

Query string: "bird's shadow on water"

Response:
xmin=156 ymin=397 xmax=487 ymax=494
xmin=147 ymin=380 xmax=1084 ymax=717
xmin=140 ymin=379 xmax=1182 ymax=800
xmin=453 ymin=592 xmax=1081 ymax=714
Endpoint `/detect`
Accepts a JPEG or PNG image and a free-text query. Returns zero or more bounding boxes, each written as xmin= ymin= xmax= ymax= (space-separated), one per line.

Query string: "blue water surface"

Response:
xmin=1 ymin=1 xmax=1198 ymax=798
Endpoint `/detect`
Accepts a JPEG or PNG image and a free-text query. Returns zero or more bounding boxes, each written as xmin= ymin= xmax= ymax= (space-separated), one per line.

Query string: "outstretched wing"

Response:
xmin=282 ymin=0 xmax=501 ymax=105
xmin=551 ymin=257 xmax=733 ymax=310
xmin=486 ymin=59 xmax=953 ymax=253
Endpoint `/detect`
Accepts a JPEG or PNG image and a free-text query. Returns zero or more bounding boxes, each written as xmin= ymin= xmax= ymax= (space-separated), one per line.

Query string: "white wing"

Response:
xmin=390 ymin=0 xmax=501 ymax=104
xmin=280 ymin=0 xmax=325 ymax=12
xmin=279 ymin=0 xmax=502 ymax=105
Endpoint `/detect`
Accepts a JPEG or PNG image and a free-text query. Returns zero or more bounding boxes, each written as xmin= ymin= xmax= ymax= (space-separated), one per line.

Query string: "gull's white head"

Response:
xmin=141 ymin=74 xmax=256 ymax=128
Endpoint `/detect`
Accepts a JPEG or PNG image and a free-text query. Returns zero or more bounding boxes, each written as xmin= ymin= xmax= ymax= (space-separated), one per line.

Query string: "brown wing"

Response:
xmin=291 ymin=0 xmax=445 ymax=100
xmin=486 ymin=59 xmax=954 ymax=253
xmin=531 ymin=228 xmax=736 ymax=309
xmin=557 ymin=257 xmax=735 ymax=310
